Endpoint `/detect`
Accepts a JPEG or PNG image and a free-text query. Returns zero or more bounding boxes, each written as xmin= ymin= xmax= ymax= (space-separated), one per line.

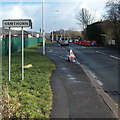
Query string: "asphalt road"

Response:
xmin=65 ymin=43 xmax=119 ymax=104
xmin=44 ymin=42 xmax=116 ymax=118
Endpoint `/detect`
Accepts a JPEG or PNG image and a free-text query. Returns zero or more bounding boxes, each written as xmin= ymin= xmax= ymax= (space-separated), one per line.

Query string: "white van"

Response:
xmin=60 ymin=37 xmax=69 ymax=46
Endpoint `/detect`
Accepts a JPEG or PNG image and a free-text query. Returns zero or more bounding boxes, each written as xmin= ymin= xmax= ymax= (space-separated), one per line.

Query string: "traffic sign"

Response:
xmin=2 ymin=19 xmax=32 ymax=28
xmin=2 ymin=19 xmax=32 ymax=81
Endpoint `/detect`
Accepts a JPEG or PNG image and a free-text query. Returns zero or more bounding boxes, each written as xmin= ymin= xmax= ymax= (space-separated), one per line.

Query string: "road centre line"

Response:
xmin=96 ymin=51 xmax=120 ymax=60
xmin=71 ymin=46 xmax=120 ymax=61
xmin=110 ymin=55 xmax=120 ymax=60
xmin=96 ymin=51 xmax=106 ymax=55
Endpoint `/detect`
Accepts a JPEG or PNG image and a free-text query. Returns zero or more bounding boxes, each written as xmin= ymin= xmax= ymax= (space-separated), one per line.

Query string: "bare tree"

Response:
xmin=104 ymin=0 xmax=120 ymax=46
xmin=75 ymin=8 xmax=95 ymax=30
xmin=105 ymin=0 xmax=120 ymax=21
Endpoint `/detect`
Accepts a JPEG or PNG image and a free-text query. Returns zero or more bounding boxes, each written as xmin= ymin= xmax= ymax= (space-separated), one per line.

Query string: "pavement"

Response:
xmin=39 ymin=42 xmax=119 ymax=119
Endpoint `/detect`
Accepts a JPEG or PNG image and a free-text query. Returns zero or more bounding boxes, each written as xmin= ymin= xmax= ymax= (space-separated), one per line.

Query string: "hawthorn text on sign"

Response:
xmin=2 ymin=19 xmax=32 ymax=28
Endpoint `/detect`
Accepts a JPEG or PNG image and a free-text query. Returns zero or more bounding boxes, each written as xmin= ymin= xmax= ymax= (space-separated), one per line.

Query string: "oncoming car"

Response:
xmin=60 ymin=37 xmax=69 ymax=46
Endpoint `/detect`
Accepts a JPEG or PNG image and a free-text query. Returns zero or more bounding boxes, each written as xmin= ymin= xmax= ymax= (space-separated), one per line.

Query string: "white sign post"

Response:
xmin=2 ymin=19 xmax=32 ymax=81
xmin=22 ymin=27 xmax=24 ymax=80
xmin=9 ymin=28 xmax=11 ymax=81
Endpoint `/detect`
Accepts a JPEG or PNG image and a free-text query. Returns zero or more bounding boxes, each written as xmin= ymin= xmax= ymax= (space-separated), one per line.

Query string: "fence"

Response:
xmin=2 ymin=37 xmax=43 ymax=56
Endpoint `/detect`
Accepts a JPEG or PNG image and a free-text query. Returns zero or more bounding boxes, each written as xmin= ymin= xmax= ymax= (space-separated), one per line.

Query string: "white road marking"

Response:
xmin=96 ymin=51 xmax=120 ymax=60
xmin=96 ymin=51 xmax=106 ymax=55
xmin=110 ymin=55 xmax=120 ymax=60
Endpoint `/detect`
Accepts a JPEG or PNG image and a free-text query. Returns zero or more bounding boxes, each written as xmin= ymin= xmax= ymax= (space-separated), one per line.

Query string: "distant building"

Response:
xmin=0 ymin=27 xmax=41 ymax=40
xmin=0 ymin=28 xmax=9 ymax=40
xmin=27 ymin=31 xmax=42 ymax=38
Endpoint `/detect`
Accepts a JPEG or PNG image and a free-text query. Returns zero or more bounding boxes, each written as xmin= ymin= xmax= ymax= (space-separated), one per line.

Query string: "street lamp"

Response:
xmin=51 ymin=10 xmax=59 ymax=42
xmin=42 ymin=0 xmax=45 ymax=55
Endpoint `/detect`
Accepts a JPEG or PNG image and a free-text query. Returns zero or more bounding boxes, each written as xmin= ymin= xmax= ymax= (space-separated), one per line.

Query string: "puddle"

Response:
xmin=69 ymin=77 xmax=76 ymax=80
xmin=48 ymin=50 xmax=52 ymax=52
xmin=67 ymin=74 xmax=72 ymax=77
xmin=69 ymin=79 xmax=82 ymax=83
xmin=62 ymin=67 xmax=67 ymax=70
xmin=67 ymin=75 xmax=82 ymax=83
xmin=72 ymin=80 xmax=81 ymax=83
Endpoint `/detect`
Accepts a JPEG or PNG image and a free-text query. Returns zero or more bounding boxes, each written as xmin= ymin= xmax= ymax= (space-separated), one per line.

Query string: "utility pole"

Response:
xmin=51 ymin=15 xmax=53 ymax=42
xmin=51 ymin=10 xmax=59 ymax=42
xmin=42 ymin=0 xmax=45 ymax=55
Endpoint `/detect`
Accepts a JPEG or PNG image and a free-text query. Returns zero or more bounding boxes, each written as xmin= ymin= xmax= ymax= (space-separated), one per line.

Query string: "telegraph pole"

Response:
xmin=42 ymin=0 xmax=45 ymax=55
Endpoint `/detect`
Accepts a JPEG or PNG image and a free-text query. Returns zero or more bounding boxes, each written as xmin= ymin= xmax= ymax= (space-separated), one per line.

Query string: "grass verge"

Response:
xmin=1 ymin=43 xmax=55 ymax=118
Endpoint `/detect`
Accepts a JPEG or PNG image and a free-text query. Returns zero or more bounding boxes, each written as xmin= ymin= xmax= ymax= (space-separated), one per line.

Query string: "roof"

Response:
xmin=27 ymin=31 xmax=42 ymax=37
xmin=0 ymin=27 xmax=21 ymax=36
xmin=0 ymin=27 xmax=32 ymax=36
xmin=0 ymin=27 xmax=9 ymax=35
xmin=0 ymin=27 xmax=42 ymax=38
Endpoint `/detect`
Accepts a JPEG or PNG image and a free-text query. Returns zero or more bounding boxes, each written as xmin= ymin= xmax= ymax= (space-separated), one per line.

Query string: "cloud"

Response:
xmin=80 ymin=3 xmax=89 ymax=9
xmin=74 ymin=0 xmax=107 ymax=21
xmin=1 ymin=3 xmax=42 ymax=31
xmin=7 ymin=6 xmax=25 ymax=19
xmin=2 ymin=0 xmax=40 ymax=2
xmin=1 ymin=3 xmax=41 ymax=18
xmin=2 ymin=0 xmax=108 ymax=3
xmin=44 ymin=2 xmax=81 ymax=31
xmin=1 ymin=0 xmax=107 ymax=32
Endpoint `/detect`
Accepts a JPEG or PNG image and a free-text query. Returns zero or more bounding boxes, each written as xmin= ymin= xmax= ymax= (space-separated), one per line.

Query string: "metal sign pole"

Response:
xmin=22 ymin=27 xmax=24 ymax=80
xmin=9 ymin=27 xmax=11 ymax=81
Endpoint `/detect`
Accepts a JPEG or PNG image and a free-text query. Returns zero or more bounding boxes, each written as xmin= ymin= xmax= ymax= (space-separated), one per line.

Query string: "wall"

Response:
xmin=2 ymin=37 xmax=43 ymax=56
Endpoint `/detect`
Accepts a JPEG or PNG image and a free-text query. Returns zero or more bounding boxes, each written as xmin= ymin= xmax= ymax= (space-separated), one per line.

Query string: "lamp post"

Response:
xmin=51 ymin=10 xmax=59 ymax=42
xmin=42 ymin=0 xmax=45 ymax=55
xmin=51 ymin=15 xmax=53 ymax=42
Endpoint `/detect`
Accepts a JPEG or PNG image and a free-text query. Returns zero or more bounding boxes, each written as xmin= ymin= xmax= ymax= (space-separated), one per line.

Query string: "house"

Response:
xmin=0 ymin=27 xmax=41 ymax=39
xmin=0 ymin=28 xmax=9 ymax=40
xmin=27 ymin=31 xmax=42 ymax=38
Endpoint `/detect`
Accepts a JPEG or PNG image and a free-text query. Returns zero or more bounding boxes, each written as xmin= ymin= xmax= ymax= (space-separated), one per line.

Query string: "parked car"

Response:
xmin=69 ymin=39 xmax=73 ymax=43
xmin=79 ymin=40 xmax=97 ymax=46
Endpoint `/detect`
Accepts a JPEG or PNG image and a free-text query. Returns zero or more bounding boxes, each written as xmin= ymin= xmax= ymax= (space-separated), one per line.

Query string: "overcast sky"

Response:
xmin=1 ymin=0 xmax=108 ymax=33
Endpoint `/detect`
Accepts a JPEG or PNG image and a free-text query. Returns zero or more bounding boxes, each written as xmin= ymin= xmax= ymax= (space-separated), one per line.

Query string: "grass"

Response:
xmin=2 ymin=43 xmax=55 ymax=118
